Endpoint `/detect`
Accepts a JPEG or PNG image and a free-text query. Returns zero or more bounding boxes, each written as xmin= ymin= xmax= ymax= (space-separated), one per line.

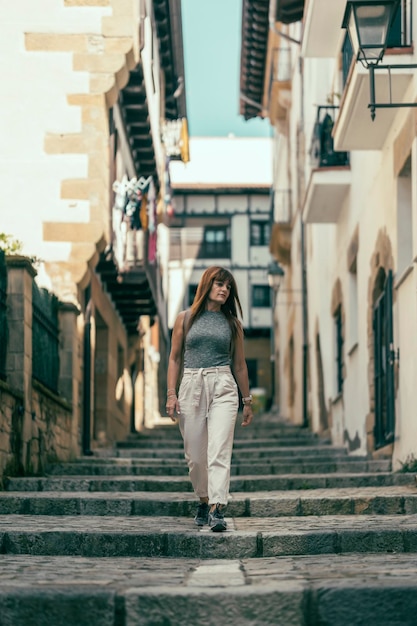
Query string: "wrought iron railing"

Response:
xmin=342 ymin=0 xmax=413 ymax=88
xmin=310 ymin=106 xmax=350 ymax=169
xmin=32 ymin=282 xmax=60 ymax=393
xmin=0 ymin=251 xmax=7 ymax=380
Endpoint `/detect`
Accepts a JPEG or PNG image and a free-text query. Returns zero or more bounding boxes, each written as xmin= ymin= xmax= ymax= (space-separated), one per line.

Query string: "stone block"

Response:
xmin=314 ymin=581 xmax=417 ymax=626
xmin=25 ymin=33 xmax=87 ymax=52
xmin=0 ymin=587 xmax=116 ymax=626
xmin=124 ymin=585 xmax=305 ymax=626
xmin=81 ymin=497 xmax=133 ymax=516
xmin=101 ymin=16 xmax=134 ymax=37
xmin=338 ymin=529 xmax=404 ymax=554
xmin=73 ymin=52 xmax=125 ymax=73
xmin=89 ymin=72 xmax=116 ymax=95
xmin=300 ymin=497 xmax=352 ymax=516
xmin=404 ymin=497 xmax=417 ymax=514
xmin=0 ymin=431 xmax=12 ymax=456
xmin=250 ymin=497 xmax=298 ymax=517
xmin=262 ymin=531 xmax=335 ymax=557
xmin=43 ymin=221 xmax=104 ymax=244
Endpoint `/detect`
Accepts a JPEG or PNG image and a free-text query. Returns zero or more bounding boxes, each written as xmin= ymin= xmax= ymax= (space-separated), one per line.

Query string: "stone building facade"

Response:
xmin=0 ymin=0 xmax=188 ymax=478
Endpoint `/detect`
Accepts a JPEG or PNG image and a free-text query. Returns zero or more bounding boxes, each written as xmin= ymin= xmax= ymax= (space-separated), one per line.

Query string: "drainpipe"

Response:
xmin=82 ymin=295 xmax=93 ymax=456
xmin=299 ymin=50 xmax=309 ymax=430
xmin=301 ymin=219 xmax=309 ymax=429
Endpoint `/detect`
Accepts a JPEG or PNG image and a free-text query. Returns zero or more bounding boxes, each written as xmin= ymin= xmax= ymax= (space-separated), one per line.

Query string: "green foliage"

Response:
xmin=0 ymin=233 xmax=23 ymax=255
xmin=398 ymin=454 xmax=417 ymax=473
xmin=0 ymin=233 xmax=41 ymax=266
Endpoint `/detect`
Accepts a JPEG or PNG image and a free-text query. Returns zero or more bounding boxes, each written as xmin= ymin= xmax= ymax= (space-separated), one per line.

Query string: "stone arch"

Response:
xmin=313 ymin=318 xmax=329 ymax=434
xmin=365 ymin=228 xmax=394 ymax=454
xmin=330 ymin=277 xmax=345 ymax=386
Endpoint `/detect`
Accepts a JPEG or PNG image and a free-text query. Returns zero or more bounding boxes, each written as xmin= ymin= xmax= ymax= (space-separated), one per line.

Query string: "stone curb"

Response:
xmin=1 ymin=487 xmax=417 ymax=517
xmin=6 ymin=472 xmax=415 ymax=493
xmin=2 ymin=513 xmax=417 ymax=558
xmin=44 ymin=460 xmax=391 ymax=477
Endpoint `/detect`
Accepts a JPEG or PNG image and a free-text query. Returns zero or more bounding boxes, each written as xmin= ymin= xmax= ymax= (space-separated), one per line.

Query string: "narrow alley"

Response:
xmin=1 ymin=412 xmax=417 ymax=625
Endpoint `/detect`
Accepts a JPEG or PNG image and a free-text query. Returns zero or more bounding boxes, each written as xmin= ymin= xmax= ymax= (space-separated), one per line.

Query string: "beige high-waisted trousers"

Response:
xmin=178 ymin=366 xmax=238 ymax=505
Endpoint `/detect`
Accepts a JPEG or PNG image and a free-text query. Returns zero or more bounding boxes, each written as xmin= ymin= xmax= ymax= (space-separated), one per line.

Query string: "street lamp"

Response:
xmin=341 ymin=0 xmax=417 ymax=121
xmin=267 ymin=260 xmax=285 ymax=412
xmin=342 ymin=0 xmax=399 ymax=67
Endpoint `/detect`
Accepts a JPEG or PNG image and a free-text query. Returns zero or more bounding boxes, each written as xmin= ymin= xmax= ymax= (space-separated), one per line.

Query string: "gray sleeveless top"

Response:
xmin=183 ymin=310 xmax=232 ymax=369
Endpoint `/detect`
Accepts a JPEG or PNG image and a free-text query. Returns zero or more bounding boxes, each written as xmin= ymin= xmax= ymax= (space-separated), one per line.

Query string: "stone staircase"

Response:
xmin=1 ymin=413 xmax=417 ymax=625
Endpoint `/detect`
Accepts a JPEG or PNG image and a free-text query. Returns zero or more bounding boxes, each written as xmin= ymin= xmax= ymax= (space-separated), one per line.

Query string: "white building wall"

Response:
xmin=0 ymin=2 xmax=106 ymax=260
xmin=295 ymin=51 xmax=417 ymax=460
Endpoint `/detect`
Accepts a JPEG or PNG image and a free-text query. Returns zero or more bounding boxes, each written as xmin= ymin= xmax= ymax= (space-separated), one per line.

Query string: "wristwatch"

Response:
xmin=242 ymin=394 xmax=253 ymax=405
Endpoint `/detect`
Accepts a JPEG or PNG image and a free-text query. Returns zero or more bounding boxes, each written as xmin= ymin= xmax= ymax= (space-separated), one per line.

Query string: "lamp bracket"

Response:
xmin=367 ymin=63 xmax=417 ymax=121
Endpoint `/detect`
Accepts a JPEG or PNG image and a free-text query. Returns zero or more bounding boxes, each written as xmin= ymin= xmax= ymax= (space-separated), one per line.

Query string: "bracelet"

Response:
xmin=167 ymin=392 xmax=177 ymax=397
xmin=242 ymin=394 xmax=252 ymax=404
xmin=167 ymin=388 xmax=176 ymax=393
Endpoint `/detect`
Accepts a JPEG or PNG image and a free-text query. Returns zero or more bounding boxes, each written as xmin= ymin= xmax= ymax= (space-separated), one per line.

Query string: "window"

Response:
xmin=250 ymin=221 xmax=270 ymax=246
xmin=348 ymin=258 xmax=358 ymax=351
xmin=334 ymin=306 xmax=344 ymax=395
xmin=200 ymin=226 xmax=230 ymax=258
xmin=252 ymin=285 xmax=271 ymax=308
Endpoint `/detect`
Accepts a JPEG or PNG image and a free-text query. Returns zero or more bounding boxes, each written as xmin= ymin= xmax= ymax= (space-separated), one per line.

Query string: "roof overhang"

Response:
xmin=95 ymin=249 xmax=157 ymax=336
xmin=276 ymin=0 xmax=304 ymax=24
xmin=154 ymin=0 xmax=187 ymax=120
xmin=240 ymin=0 xmax=270 ymax=120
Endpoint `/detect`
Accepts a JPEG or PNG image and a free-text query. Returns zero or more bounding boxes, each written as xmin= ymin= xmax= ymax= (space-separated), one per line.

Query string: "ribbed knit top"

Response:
xmin=183 ymin=310 xmax=232 ymax=369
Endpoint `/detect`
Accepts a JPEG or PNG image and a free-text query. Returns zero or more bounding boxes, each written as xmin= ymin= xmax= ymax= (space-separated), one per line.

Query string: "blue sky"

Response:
xmin=181 ymin=0 xmax=270 ymax=138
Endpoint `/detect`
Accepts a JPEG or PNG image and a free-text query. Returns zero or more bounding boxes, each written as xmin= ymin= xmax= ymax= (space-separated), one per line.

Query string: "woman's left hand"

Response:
xmin=241 ymin=404 xmax=253 ymax=427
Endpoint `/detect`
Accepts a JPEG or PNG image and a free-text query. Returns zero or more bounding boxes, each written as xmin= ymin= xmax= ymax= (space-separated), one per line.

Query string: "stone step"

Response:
xmin=116 ymin=436 xmax=328 ymax=449
xmin=44 ymin=459 xmax=391 ymax=476
xmin=125 ymin=424 xmax=313 ymax=439
xmin=5 ymin=472 xmax=415 ymax=493
xmin=116 ymin=445 xmax=348 ymax=459
xmin=1 ymin=553 xmax=417 ymax=626
xmin=51 ymin=453 xmax=371 ymax=468
xmin=1 ymin=486 xmax=416 ymax=517
xmin=2 ymin=513 xmax=417 ymax=559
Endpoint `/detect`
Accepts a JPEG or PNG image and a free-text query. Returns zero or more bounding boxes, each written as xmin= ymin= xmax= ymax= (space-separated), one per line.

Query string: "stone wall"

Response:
xmin=0 ymin=381 xmax=24 ymax=483
xmin=0 ymin=256 xmax=80 ymax=484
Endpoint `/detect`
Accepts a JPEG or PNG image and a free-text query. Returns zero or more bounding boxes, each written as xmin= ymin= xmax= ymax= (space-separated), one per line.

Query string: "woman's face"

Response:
xmin=207 ymin=279 xmax=231 ymax=307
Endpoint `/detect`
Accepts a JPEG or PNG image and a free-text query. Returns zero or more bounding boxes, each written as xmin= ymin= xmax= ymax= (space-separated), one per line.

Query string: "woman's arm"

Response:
xmin=231 ymin=325 xmax=254 ymax=427
xmin=165 ymin=310 xmax=187 ymax=421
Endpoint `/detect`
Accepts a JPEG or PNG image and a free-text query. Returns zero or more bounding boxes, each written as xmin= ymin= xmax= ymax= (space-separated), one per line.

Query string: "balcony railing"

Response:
xmin=310 ymin=106 xmax=349 ymax=169
xmin=342 ymin=0 xmax=413 ymax=88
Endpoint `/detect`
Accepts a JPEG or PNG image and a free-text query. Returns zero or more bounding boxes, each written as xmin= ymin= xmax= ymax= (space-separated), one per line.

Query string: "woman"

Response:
xmin=166 ymin=266 xmax=254 ymax=532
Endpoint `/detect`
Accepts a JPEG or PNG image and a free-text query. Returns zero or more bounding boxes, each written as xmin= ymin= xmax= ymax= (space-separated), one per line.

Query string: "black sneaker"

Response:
xmin=208 ymin=504 xmax=227 ymax=532
xmin=194 ymin=502 xmax=209 ymax=526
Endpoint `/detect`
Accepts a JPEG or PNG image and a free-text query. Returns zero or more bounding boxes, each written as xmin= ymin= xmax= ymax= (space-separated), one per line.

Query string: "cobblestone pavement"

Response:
xmin=2 ymin=414 xmax=417 ymax=625
xmin=1 ymin=553 xmax=417 ymax=588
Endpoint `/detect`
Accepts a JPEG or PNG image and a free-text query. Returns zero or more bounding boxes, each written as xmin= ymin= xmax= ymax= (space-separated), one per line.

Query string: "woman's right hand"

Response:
xmin=166 ymin=394 xmax=180 ymax=421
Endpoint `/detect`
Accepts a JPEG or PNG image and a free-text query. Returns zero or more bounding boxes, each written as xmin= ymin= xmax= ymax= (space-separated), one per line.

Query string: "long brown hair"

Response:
xmin=186 ymin=266 xmax=243 ymax=349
